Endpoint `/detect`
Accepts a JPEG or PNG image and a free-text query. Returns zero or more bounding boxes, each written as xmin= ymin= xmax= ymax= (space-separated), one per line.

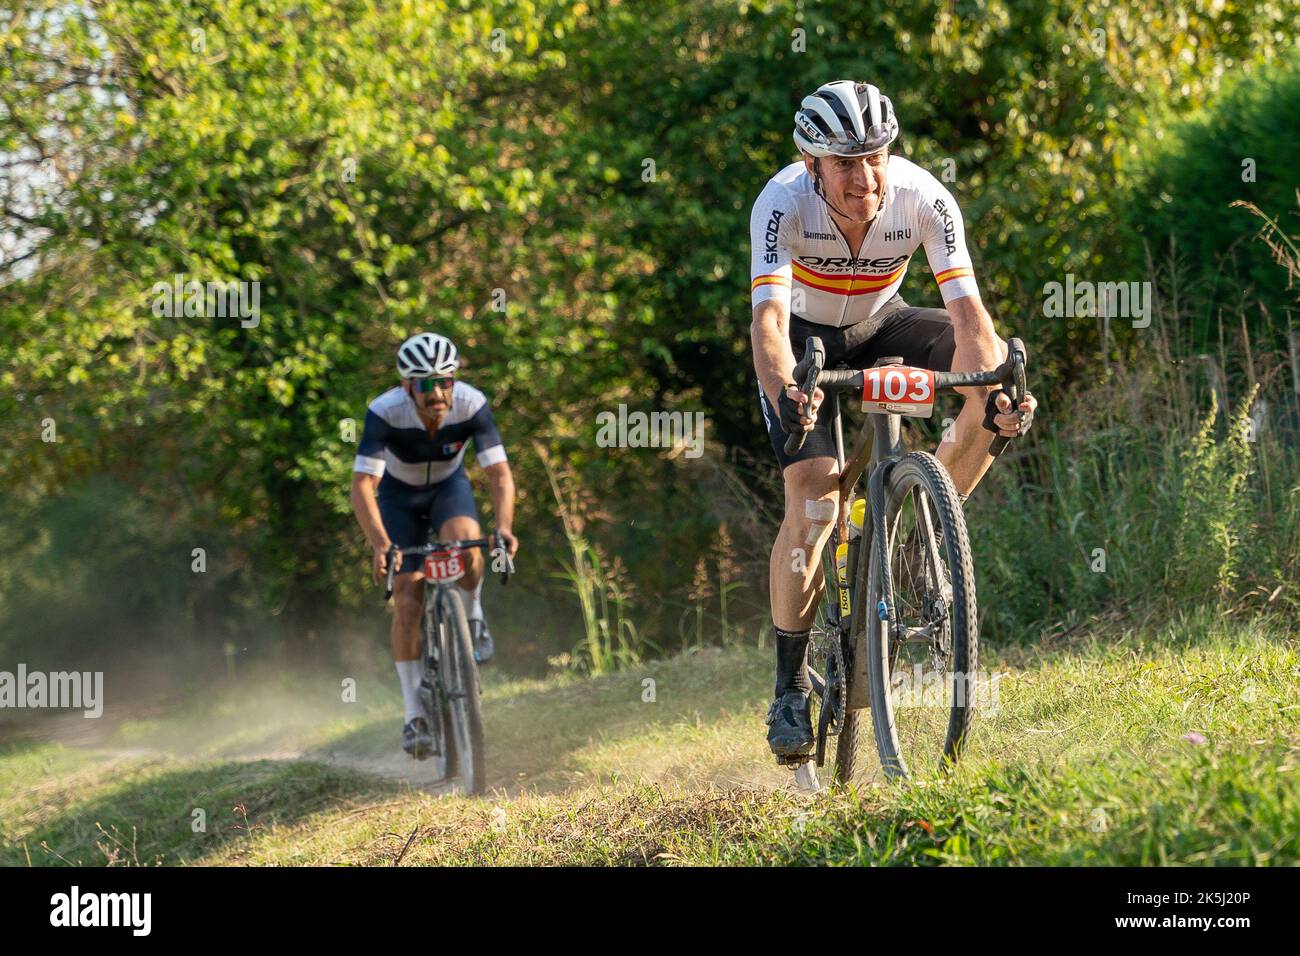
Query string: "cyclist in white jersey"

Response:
xmin=750 ymin=81 xmax=1037 ymax=759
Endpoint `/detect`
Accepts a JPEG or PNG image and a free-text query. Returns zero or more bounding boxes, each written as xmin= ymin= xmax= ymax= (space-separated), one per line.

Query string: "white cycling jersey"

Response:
xmin=750 ymin=155 xmax=979 ymax=331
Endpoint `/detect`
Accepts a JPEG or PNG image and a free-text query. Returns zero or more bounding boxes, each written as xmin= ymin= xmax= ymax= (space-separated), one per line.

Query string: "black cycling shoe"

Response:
xmin=766 ymin=689 xmax=814 ymax=757
xmin=402 ymin=717 xmax=433 ymax=760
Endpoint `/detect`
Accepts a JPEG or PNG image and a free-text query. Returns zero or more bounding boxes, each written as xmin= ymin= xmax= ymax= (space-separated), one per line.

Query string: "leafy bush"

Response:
xmin=970 ymin=336 xmax=1293 ymax=638
xmin=1123 ymin=51 xmax=1300 ymax=352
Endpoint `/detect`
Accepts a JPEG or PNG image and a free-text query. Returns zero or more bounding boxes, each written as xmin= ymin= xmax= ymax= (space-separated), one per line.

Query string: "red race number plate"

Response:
xmin=861 ymin=365 xmax=935 ymax=418
xmin=423 ymin=548 xmax=466 ymax=583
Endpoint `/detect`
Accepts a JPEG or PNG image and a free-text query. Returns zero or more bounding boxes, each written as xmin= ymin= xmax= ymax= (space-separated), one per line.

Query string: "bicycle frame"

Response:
xmin=797 ymin=337 xmax=1026 ymax=712
xmin=804 ymin=383 xmax=893 ymax=703
xmin=792 ymin=336 xmax=1026 ymax=580
xmin=832 ymin=386 xmax=903 ymax=538
xmin=799 ymin=391 xmax=889 ymax=724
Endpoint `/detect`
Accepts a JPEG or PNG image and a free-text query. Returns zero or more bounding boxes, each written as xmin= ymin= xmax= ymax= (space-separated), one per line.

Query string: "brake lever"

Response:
xmin=383 ymin=545 xmax=400 ymax=600
xmin=784 ymin=336 xmax=826 ymax=456
xmin=988 ymin=337 xmax=1028 ymax=458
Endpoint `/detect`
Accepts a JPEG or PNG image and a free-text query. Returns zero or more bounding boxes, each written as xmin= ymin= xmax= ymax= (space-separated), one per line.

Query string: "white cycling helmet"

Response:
xmin=793 ymin=80 xmax=899 ymax=158
xmin=396 ymin=332 xmax=459 ymax=378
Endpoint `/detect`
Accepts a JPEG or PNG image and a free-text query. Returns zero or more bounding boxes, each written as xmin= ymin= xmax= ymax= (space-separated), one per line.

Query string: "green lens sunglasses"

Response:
xmin=414 ymin=377 xmax=455 ymax=393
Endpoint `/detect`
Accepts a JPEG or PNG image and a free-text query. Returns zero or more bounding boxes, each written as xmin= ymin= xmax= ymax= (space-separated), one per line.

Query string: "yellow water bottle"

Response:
xmin=835 ymin=541 xmax=851 ymax=615
xmin=848 ymin=497 xmax=866 ymax=539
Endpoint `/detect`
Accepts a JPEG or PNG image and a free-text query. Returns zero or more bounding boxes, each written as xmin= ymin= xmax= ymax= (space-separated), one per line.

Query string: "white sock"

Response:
xmin=458 ymin=579 xmax=484 ymax=623
xmin=470 ymin=576 xmax=484 ymax=622
xmin=394 ymin=660 xmax=424 ymax=723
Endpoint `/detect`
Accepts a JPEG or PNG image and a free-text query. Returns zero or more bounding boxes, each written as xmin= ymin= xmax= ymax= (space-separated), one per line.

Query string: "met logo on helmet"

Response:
xmin=795 ymin=112 xmax=829 ymax=148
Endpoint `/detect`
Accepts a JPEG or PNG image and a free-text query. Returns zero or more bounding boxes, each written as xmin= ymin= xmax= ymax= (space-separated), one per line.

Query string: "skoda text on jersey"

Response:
xmin=749 ymin=155 xmax=978 ymax=332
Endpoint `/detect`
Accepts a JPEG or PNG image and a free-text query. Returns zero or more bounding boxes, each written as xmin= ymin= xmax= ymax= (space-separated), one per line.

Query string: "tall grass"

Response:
xmin=1168 ymin=385 xmax=1260 ymax=601
xmin=537 ymin=444 xmax=642 ymax=674
xmin=969 ymin=239 xmax=1300 ymax=638
xmin=682 ymin=523 xmax=746 ymax=650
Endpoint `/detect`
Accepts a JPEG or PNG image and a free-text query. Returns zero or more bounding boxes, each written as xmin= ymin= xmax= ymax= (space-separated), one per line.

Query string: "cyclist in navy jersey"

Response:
xmin=350 ymin=332 xmax=519 ymax=758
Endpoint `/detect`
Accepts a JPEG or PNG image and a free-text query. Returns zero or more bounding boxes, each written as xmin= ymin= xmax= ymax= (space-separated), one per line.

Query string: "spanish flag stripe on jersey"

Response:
xmin=791 ymin=261 xmax=904 ymax=295
xmin=934 ymin=266 xmax=974 ymax=284
xmin=792 ymin=260 xmax=908 ymax=282
xmin=751 ymin=274 xmax=792 ymax=289
xmin=795 ymin=275 xmax=899 ymax=296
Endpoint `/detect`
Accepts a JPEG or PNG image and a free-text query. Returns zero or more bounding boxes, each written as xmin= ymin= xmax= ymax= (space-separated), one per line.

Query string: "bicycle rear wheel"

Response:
xmin=436 ymin=587 xmax=486 ymax=795
xmin=827 ymin=675 xmax=862 ymax=787
xmin=807 ymin=531 xmax=863 ymax=789
xmin=865 ymin=451 xmax=977 ymax=780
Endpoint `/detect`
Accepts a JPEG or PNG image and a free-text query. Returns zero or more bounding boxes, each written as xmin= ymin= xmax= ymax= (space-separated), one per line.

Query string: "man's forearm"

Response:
xmin=486 ymin=466 xmax=515 ymax=531
xmin=946 ymin=295 xmax=1005 ymax=373
xmin=751 ymin=303 xmax=795 ymax=405
xmin=350 ymin=479 xmax=389 ymax=549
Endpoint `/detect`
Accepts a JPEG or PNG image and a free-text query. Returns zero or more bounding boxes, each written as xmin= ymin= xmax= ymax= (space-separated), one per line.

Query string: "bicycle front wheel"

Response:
xmin=437 ymin=587 xmax=486 ymax=796
xmin=865 ymin=451 xmax=978 ymax=780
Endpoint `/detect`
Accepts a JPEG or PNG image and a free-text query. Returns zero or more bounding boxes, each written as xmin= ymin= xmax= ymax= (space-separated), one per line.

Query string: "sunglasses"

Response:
xmin=414 ymin=377 xmax=455 ymax=393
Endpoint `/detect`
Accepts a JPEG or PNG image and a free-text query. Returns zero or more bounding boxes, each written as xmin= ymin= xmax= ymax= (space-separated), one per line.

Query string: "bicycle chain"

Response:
xmin=812 ymin=619 xmax=847 ymax=770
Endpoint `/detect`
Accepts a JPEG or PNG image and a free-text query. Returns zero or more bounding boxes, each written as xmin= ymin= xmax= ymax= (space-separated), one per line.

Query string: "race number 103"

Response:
xmin=860 ymin=365 xmax=935 ymax=418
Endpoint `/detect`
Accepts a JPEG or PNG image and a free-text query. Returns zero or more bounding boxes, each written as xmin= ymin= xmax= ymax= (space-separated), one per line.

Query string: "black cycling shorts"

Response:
xmin=378 ymin=466 xmax=480 ymax=576
xmin=758 ymin=295 xmax=956 ymax=470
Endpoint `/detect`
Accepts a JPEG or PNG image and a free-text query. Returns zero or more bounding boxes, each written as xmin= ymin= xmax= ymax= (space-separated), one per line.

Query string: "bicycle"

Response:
xmin=782 ymin=335 xmax=1028 ymax=787
xmin=383 ymin=536 xmax=514 ymax=796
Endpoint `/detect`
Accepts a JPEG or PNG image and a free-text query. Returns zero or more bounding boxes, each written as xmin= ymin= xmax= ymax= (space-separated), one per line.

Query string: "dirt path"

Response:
xmin=2 ymin=709 xmax=459 ymax=794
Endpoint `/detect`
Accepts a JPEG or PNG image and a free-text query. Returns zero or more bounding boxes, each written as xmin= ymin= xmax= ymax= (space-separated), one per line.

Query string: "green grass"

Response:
xmin=2 ymin=607 xmax=1297 ymax=866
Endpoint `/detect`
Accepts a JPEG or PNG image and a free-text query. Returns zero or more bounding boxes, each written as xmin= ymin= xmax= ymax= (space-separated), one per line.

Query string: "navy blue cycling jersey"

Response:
xmin=353 ymin=382 xmax=506 ymax=488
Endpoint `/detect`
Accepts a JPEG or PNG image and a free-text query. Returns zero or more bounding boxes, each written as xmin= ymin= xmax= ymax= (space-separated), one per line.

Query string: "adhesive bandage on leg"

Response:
xmin=803 ymin=497 xmax=837 ymax=545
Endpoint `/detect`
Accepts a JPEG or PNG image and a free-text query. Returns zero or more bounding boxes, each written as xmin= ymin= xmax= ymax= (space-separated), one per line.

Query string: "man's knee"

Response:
xmin=780 ymin=457 xmax=839 ymax=550
xmin=955 ymin=386 xmax=995 ymax=423
xmin=438 ymin=515 xmax=480 ymax=541
xmin=393 ymin=578 xmax=424 ymax=621
xmin=438 ymin=516 xmax=483 ymax=583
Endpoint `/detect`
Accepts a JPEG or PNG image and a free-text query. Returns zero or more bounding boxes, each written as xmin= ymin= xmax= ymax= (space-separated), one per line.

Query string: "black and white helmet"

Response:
xmin=396 ymin=332 xmax=459 ymax=378
xmin=793 ymin=81 xmax=899 ymax=158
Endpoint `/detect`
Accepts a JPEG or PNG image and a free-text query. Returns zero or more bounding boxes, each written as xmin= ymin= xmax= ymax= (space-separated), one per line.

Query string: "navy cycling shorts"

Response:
xmin=759 ymin=295 xmax=957 ymax=470
xmin=378 ymin=466 xmax=479 ymax=576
